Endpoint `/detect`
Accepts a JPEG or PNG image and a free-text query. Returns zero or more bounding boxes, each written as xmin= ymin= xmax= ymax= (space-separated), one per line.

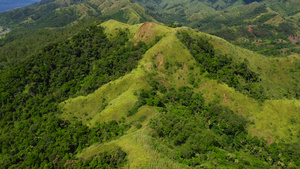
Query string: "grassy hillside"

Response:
xmin=0 ymin=0 xmax=157 ymax=29
xmin=0 ymin=0 xmax=158 ymax=70
xmin=57 ymin=20 xmax=300 ymax=168
xmin=0 ymin=0 xmax=298 ymax=68
xmin=0 ymin=0 xmax=299 ymax=168
xmin=128 ymin=0 xmax=300 ymax=56
xmin=190 ymin=0 xmax=300 ymax=56
xmin=0 ymin=17 xmax=299 ymax=167
xmin=0 ymin=20 xmax=158 ymax=168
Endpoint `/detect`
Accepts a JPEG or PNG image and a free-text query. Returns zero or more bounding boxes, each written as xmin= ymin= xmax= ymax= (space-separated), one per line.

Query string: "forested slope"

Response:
xmin=0 ymin=0 xmax=156 ymax=29
xmin=0 ymin=20 xmax=155 ymax=168
xmin=0 ymin=0 xmax=299 ymax=168
xmin=1 ymin=19 xmax=299 ymax=168
xmin=1 ymin=0 xmax=299 ymax=62
xmin=73 ymin=21 xmax=300 ymax=168
xmin=131 ymin=0 xmax=300 ymax=56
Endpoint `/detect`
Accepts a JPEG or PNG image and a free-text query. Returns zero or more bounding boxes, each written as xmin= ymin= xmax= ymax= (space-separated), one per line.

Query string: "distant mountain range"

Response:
xmin=0 ymin=0 xmax=40 ymax=13
xmin=0 ymin=0 xmax=298 ymax=56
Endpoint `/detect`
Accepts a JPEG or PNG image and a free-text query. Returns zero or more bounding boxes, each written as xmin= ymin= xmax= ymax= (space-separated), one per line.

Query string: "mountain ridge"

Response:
xmin=1 ymin=0 xmax=298 ymax=57
xmin=0 ymin=0 xmax=300 ymax=168
xmin=60 ymin=20 xmax=300 ymax=167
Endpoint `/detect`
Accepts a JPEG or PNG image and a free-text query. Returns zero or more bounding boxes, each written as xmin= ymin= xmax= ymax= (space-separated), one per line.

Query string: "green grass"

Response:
xmin=77 ymin=105 xmax=186 ymax=168
xmin=78 ymin=129 xmax=187 ymax=169
xmin=207 ymin=33 xmax=300 ymax=100
xmin=59 ymin=65 xmax=150 ymax=127
xmin=59 ymin=20 xmax=300 ymax=167
xmin=249 ymin=100 xmax=300 ymax=143
xmin=99 ymin=0 xmax=157 ymax=25
xmin=59 ymin=20 xmax=174 ymax=127
xmin=196 ymin=78 xmax=300 ymax=144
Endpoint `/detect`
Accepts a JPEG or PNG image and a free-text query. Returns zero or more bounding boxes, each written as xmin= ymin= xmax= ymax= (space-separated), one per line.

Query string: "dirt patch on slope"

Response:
xmin=223 ymin=93 xmax=231 ymax=106
xmin=134 ymin=22 xmax=156 ymax=46
xmin=156 ymin=53 xmax=164 ymax=68
xmin=237 ymin=108 xmax=243 ymax=115
xmin=183 ymin=63 xmax=187 ymax=73
xmin=288 ymin=36 xmax=300 ymax=44
xmin=199 ymin=83 xmax=207 ymax=90
xmin=267 ymin=135 xmax=274 ymax=145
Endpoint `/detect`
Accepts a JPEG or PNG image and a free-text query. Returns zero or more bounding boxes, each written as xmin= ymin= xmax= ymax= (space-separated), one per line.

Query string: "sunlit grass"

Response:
xmin=60 ymin=20 xmax=300 ymax=167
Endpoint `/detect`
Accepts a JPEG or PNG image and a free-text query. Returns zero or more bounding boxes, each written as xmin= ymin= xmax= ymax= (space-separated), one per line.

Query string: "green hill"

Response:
xmin=0 ymin=0 xmax=157 ymax=29
xmin=0 ymin=0 xmax=157 ymax=70
xmin=128 ymin=0 xmax=300 ymax=57
xmin=0 ymin=19 xmax=299 ymax=168
xmin=0 ymin=0 xmax=299 ymax=62
xmin=0 ymin=0 xmax=300 ymax=168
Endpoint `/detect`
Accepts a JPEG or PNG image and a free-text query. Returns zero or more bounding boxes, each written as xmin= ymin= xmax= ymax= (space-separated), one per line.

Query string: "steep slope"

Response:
xmin=0 ymin=0 xmax=157 ymax=29
xmin=0 ymin=18 xmax=299 ymax=168
xmin=0 ymin=0 xmax=299 ymax=168
xmin=58 ymin=20 xmax=300 ymax=168
xmin=0 ymin=20 xmax=158 ymax=168
xmin=189 ymin=0 xmax=300 ymax=56
xmin=0 ymin=0 xmax=157 ymax=70
xmin=128 ymin=0 xmax=300 ymax=56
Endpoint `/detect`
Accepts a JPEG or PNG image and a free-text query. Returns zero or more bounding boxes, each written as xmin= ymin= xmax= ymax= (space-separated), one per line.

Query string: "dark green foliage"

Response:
xmin=243 ymin=0 xmax=263 ymax=4
xmin=127 ymin=77 xmax=166 ymax=116
xmin=213 ymin=28 xmax=237 ymax=41
xmin=276 ymin=22 xmax=297 ymax=36
xmin=102 ymin=10 xmax=128 ymax=24
xmin=73 ymin=147 xmax=127 ymax=169
xmin=0 ymin=24 xmax=153 ymax=168
xmin=138 ymin=115 xmax=147 ymax=122
xmin=251 ymin=13 xmax=276 ymax=25
xmin=136 ymin=87 xmax=300 ymax=168
xmin=177 ymin=31 xmax=268 ymax=101
xmin=166 ymin=24 xmax=177 ymax=28
xmin=190 ymin=6 xmax=267 ymax=32
xmin=0 ymin=0 xmax=86 ymax=29
xmin=127 ymin=88 xmax=164 ymax=116
xmin=0 ymin=114 xmax=129 ymax=168
xmin=0 ymin=18 xmax=100 ymax=70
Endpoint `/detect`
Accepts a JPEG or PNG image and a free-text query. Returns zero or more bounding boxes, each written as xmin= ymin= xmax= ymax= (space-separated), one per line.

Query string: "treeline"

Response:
xmin=134 ymin=86 xmax=300 ymax=168
xmin=0 ymin=23 xmax=153 ymax=168
xmin=177 ymin=31 xmax=268 ymax=101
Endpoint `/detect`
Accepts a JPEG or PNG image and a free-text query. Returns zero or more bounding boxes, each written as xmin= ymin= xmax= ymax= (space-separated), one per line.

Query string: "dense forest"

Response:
xmin=0 ymin=23 xmax=153 ymax=168
xmin=177 ymin=31 xmax=268 ymax=101
xmin=0 ymin=0 xmax=299 ymax=168
xmin=128 ymin=84 xmax=300 ymax=168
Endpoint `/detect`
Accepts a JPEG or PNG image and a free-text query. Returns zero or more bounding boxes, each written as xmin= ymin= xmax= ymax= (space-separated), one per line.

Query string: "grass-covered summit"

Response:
xmin=1 ymin=19 xmax=299 ymax=168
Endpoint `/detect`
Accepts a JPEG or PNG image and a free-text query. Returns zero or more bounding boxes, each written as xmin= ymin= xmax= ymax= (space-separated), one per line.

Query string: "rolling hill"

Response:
xmin=0 ymin=0 xmax=299 ymax=59
xmin=0 ymin=19 xmax=299 ymax=168
xmin=0 ymin=0 xmax=300 ymax=168
xmin=0 ymin=0 xmax=157 ymax=29
xmin=129 ymin=0 xmax=300 ymax=56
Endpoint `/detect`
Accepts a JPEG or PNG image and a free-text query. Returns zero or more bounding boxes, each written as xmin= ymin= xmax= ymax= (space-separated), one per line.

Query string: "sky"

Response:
xmin=0 ymin=0 xmax=40 ymax=13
